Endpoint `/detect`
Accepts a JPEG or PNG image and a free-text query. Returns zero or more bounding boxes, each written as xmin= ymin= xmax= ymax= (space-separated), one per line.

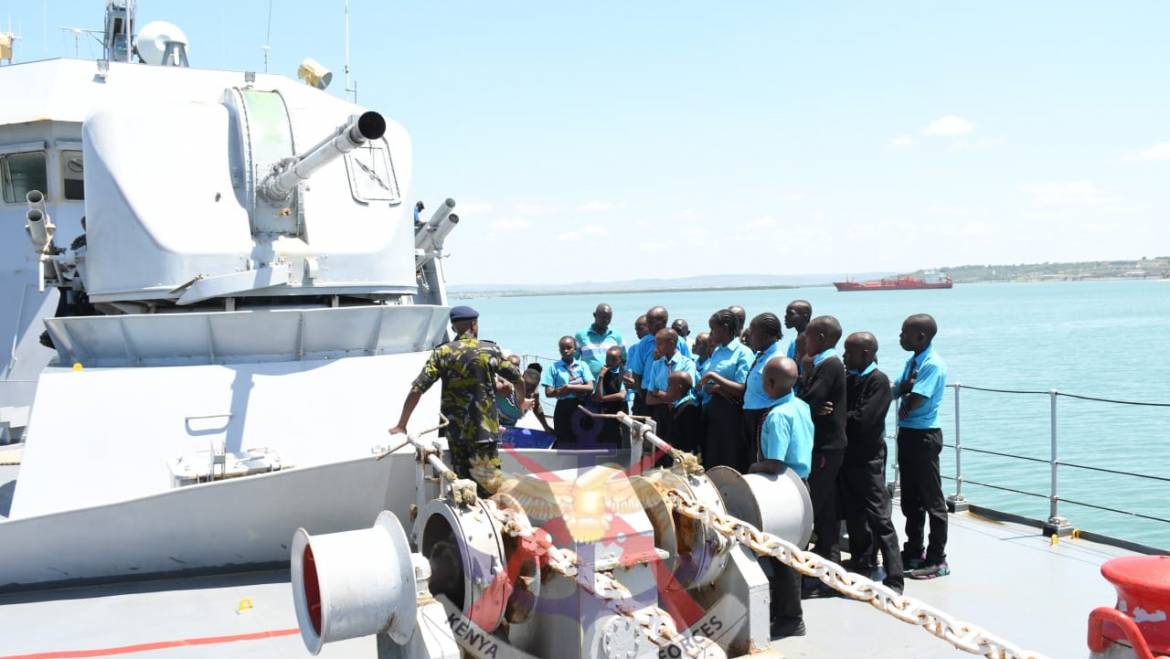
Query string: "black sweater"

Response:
xmin=799 ymin=356 xmax=848 ymax=451
xmin=845 ymin=368 xmax=892 ymax=463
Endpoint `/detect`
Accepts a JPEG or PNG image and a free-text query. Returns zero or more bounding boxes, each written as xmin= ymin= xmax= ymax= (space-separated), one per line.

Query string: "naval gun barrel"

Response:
xmin=259 ymin=110 xmax=387 ymax=201
xmin=415 ymin=198 xmax=460 ymax=252
xmin=25 ymin=190 xmax=56 ymax=254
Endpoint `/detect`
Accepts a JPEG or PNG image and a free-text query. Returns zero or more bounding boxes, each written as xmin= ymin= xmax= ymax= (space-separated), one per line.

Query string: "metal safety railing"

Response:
xmin=936 ymin=383 xmax=1170 ymax=541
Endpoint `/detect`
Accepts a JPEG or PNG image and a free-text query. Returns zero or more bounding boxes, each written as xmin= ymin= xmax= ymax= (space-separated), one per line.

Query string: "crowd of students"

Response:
xmin=509 ymin=299 xmax=950 ymax=638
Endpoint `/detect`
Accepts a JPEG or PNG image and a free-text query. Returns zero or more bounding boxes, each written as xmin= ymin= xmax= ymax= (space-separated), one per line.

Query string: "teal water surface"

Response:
xmin=461 ymin=280 xmax=1170 ymax=549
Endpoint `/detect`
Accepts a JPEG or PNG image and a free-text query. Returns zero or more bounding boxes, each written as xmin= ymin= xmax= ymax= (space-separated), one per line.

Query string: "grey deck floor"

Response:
xmin=0 ymin=509 xmax=1132 ymax=658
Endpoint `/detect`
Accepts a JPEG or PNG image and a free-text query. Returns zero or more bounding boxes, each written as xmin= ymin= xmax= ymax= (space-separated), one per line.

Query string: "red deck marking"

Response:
xmin=3 ymin=628 xmax=300 ymax=658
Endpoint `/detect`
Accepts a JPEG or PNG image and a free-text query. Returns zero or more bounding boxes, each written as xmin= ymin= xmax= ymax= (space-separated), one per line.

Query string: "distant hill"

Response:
xmin=449 ymin=272 xmax=895 ymax=297
xmin=914 ymin=257 xmax=1170 ymax=283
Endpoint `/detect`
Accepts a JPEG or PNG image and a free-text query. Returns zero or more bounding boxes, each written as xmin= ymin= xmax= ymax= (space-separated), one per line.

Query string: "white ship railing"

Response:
xmin=928 ymin=383 xmax=1170 ymax=551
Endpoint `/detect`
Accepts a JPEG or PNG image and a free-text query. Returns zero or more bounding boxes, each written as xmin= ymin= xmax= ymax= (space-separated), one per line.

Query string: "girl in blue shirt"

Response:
xmin=697 ymin=309 xmax=754 ymax=471
xmin=541 ymin=336 xmax=595 ymax=447
xmin=741 ymin=313 xmax=784 ymax=470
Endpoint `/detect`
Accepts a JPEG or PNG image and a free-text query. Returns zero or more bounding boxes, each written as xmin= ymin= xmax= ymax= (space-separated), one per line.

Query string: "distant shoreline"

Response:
xmin=451 ymin=275 xmax=1168 ymax=299
xmin=453 ymin=283 xmax=809 ymax=299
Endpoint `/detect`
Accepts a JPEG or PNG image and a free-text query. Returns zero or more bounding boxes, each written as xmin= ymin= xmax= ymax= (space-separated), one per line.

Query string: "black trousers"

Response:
xmin=599 ymin=401 xmax=628 ymax=445
xmin=553 ymin=398 xmax=599 ymax=447
xmin=668 ymin=402 xmax=701 ymax=454
xmin=897 ymin=427 xmax=948 ymax=563
xmin=701 ymin=395 xmax=747 ymax=471
xmin=631 ymin=390 xmax=651 ymax=418
xmin=842 ymin=447 xmax=904 ymax=591
xmin=807 ymin=449 xmax=844 ymax=561
xmin=742 ymin=407 xmax=768 ymax=467
xmin=763 ymin=556 xmax=802 ymax=623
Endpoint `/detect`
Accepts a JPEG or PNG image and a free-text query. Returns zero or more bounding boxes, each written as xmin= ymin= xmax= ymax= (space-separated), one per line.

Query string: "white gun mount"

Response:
xmin=260 ymin=111 xmax=387 ymax=202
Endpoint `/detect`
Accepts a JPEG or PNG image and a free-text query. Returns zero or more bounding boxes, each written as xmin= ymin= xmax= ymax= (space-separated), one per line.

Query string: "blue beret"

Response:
xmin=449 ymin=305 xmax=479 ymax=322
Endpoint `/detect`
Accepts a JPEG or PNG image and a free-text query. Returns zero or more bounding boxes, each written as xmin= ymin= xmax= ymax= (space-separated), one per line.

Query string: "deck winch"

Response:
xmin=290 ymin=428 xmax=813 ymax=659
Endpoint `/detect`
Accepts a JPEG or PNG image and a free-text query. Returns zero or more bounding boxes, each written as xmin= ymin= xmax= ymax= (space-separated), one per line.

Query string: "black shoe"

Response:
xmin=771 ymin=618 xmax=806 ymax=639
xmin=901 ymin=548 xmax=926 ymax=571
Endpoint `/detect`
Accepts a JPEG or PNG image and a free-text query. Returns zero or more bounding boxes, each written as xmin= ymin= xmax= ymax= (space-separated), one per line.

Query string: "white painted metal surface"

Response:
xmin=10 ymin=350 xmax=439 ymax=518
xmin=291 ymin=511 xmax=419 ymax=653
xmin=0 ymin=451 xmax=418 ymax=589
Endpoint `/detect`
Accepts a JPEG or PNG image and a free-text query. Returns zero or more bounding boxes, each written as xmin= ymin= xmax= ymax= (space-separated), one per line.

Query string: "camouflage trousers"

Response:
xmin=448 ymin=434 xmax=502 ymax=498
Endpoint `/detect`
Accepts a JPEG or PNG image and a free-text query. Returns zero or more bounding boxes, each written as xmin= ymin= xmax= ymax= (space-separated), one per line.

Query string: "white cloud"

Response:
xmin=888 ymin=135 xmax=915 ymax=148
xmin=1126 ymin=142 xmax=1170 ymax=162
xmin=959 ymin=221 xmax=992 ymax=237
xmin=576 ymin=200 xmax=624 ymax=213
xmin=636 ymin=239 xmax=681 ymax=254
xmin=927 ymin=205 xmax=969 ymax=217
xmin=554 ymin=225 xmax=609 ymax=242
xmin=1019 ymin=181 xmax=1119 ymax=209
xmin=922 ymin=115 xmax=975 ymax=137
xmin=514 ymin=201 xmax=552 ymax=217
xmin=457 ymin=201 xmax=494 ymax=214
xmin=778 ymin=192 xmax=809 ymax=202
xmin=747 ymin=216 xmax=777 ymax=230
xmin=491 ymin=219 xmax=531 ymax=231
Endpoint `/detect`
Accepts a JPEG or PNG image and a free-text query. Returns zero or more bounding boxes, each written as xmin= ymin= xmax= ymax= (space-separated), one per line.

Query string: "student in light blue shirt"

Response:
xmin=748 ymin=354 xmax=812 ymax=638
xmin=644 ymin=328 xmax=701 ymax=455
xmin=629 ymin=306 xmax=689 ymax=414
xmin=892 ymin=313 xmax=950 ymax=578
xmin=741 ymin=313 xmax=784 ymax=467
xmin=624 ymin=315 xmax=648 ymax=409
xmin=692 ymin=332 xmax=710 ymax=380
xmin=541 ymin=336 xmax=595 ymax=447
xmin=784 ymin=300 xmax=812 ymax=360
xmin=574 ymin=303 xmax=623 ymax=379
xmin=697 ymin=309 xmax=754 ymax=470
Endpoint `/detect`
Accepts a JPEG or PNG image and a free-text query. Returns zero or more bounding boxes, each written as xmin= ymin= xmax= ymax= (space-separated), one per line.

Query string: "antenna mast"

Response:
xmin=344 ymin=0 xmax=357 ymax=102
xmin=262 ymin=0 xmax=272 ymax=72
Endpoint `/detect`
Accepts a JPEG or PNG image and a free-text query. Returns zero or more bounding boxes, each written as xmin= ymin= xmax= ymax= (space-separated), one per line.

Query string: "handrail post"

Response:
xmin=1043 ymin=389 xmax=1071 ymax=537
xmin=946 ymin=383 xmax=968 ymax=512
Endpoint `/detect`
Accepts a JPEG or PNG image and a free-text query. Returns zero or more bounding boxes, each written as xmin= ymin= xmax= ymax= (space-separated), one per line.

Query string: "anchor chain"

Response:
xmin=662 ymin=487 xmax=1050 ymax=659
xmin=488 ymin=501 xmax=718 ymax=658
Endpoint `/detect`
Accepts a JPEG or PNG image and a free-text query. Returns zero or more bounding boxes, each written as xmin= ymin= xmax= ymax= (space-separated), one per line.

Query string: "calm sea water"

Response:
xmin=460 ymin=280 xmax=1170 ymax=549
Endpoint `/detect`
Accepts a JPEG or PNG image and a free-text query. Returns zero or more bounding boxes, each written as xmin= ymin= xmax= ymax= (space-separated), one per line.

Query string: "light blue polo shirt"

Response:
xmin=787 ymin=335 xmax=800 ymax=360
xmin=645 ymin=352 xmax=698 ymax=408
xmin=700 ymin=338 xmax=753 ymax=405
xmin=743 ymin=341 xmax=782 ymax=410
xmin=630 ymin=333 xmax=691 ymax=389
xmin=848 ymin=362 xmax=877 ymax=378
xmin=893 ymin=345 xmax=948 ymax=429
xmin=813 ymin=347 xmax=837 ymax=367
xmin=759 ymin=392 xmax=814 ymax=478
xmin=540 ymin=359 xmax=594 ymax=401
xmin=624 ymin=339 xmax=642 ymax=402
xmin=574 ymin=326 xmax=624 ymax=378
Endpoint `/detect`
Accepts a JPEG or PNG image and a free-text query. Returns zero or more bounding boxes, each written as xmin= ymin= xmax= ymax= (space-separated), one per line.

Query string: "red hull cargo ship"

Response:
xmin=833 ymin=273 xmax=953 ymax=291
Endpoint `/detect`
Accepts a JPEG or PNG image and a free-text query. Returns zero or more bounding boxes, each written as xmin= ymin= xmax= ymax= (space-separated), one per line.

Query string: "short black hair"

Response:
xmin=906 ymin=314 xmax=938 ymax=340
xmin=750 ymin=313 xmax=782 ymax=341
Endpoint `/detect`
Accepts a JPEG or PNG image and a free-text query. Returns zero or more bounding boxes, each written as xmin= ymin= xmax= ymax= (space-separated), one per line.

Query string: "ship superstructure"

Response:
xmin=0 ymin=3 xmax=465 ymax=589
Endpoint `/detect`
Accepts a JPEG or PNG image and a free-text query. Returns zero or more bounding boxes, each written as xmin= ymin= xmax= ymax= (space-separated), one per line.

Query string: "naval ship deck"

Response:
xmin=0 ymin=492 xmax=1132 ymax=659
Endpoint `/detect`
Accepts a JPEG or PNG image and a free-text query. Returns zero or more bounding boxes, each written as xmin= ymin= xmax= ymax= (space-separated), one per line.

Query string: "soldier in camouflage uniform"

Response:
xmin=389 ymin=306 xmax=525 ymax=496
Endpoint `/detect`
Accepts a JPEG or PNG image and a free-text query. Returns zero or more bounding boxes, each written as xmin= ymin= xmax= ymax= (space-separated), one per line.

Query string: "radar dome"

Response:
xmin=135 ymin=20 xmax=189 ymax=67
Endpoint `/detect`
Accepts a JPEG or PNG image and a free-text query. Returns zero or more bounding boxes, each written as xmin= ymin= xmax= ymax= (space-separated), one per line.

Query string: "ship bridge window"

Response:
xmin=1 ymin=151 xmax=48 ymax=204
xmin=345 ymin=138 xmax=400 ymax=203
xmin=61 ymin=150 xmax=85 ymax=200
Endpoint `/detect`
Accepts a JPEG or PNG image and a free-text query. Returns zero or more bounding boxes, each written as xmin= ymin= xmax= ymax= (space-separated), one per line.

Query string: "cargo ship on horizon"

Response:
xmin=833 ymin=272 xmax=953 ymax=291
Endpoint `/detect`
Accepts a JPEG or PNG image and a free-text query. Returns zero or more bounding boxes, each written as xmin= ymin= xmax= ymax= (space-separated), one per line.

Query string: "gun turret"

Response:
xmin=414 ymin=198 xmax=460 ymax=253
xmin=259 ymin=110 xmax=387 ymax=202
xmin=25 ymin=190 xmax=57 ymax=255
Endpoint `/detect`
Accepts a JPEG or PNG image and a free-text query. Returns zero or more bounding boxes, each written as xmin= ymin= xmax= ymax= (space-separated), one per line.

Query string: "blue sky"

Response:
xmin=5 ymin=1 xmax=1168 ymax=284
